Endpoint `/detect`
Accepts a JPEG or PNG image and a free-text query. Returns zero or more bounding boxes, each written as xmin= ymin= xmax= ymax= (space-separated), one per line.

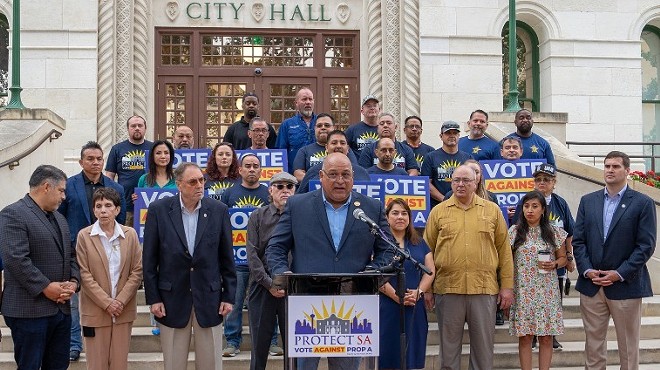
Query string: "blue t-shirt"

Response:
xmin=292 ymin=143 xmax=328 ymax=172
xmin=509 ymin=132 xmax=555 ymax=165
xmin=105 ymin=139 xmax=153 ymax=212
xmin=276 ymin=113 xmax=317 ymax=172
xmin=400 ymin=141 xmax=435 ymax=169
xmin=358 ymin=140 xmax=419 ymax=172
xmin=421 ymin=148 xmax=472 ymax=206
xmin=221 ymin=183 xmax=270 ymax=208
xmin=345 ymin=121 xmax=379 ymax=155
xmin=458 ymin=136 xmax=501 ymax=161
xmin=205 ymin=176 xmax=241 ymax=201
xmin=296 ymin=162 xmax=371 ymax=194
xmin=292 ymin=143 xmax=359 ymax=172
xmin=367 ymin=166 xmax=409 ymax=176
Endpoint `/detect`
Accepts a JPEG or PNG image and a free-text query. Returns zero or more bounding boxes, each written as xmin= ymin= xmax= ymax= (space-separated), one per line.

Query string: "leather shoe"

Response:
xmin=69 ymin=350 xmax=80 ymax=362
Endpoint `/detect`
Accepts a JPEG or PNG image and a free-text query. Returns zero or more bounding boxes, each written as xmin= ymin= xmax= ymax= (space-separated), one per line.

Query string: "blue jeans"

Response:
xmin=5 ymin=311 xmax=72 ymax=370
xmin=224 ymin=267 xmax=279 ymax=347
xmin=70 ymin=293 xmax=83 ymax=352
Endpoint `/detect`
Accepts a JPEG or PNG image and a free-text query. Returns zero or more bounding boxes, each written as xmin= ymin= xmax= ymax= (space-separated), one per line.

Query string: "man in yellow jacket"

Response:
xmin=424 ymin=165 xmax=514 ymax=370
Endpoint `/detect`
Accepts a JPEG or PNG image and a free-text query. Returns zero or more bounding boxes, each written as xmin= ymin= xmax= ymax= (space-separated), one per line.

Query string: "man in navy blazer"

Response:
xmin=143 ymin=162 xmax=236 ymax=370
xmin=57 ymin=141 xmax=125 ymax=361
xmin=266 ymin=153 xmax=394 ymax=370
xmin=573 ymin=151 xmax=657 ymax=370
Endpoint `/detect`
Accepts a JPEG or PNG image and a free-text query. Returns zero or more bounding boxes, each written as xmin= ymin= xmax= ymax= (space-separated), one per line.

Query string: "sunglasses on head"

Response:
xmin=272 ymin=183 xmax=295 ymax=190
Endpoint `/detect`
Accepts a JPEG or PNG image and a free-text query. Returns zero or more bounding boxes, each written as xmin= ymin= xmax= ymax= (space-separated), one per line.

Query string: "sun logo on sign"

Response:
xmin=294 ymin=299 xmax=373 ymax=335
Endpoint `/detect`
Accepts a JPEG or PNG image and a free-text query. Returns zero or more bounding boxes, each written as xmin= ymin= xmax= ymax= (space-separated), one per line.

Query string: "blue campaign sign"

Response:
xmin=481 ymin=159 xmax=546 ymax=208
xmin=369 ymin=175 xmax=430 ymax=228
xmin=236 ymin=149 xmax=288 ymax=183
xmin=133 ymin=188 xmax=178 ymax=242
xmin=228 ymin=208 xmax=255 ymax=266
xmin=144 ymin=149 xmax=212 ymax=172
xmin=309 ymin=180 xmax=385 ymax=201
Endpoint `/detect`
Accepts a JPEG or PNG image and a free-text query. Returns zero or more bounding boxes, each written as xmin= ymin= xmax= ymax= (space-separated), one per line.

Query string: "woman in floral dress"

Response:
xmin=508 ymin=190 xmax=567 ymax=370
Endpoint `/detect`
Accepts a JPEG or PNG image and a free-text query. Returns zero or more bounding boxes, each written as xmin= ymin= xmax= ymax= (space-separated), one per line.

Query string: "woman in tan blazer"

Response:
xmin=76 ymin=188 xmax=143 ymax=370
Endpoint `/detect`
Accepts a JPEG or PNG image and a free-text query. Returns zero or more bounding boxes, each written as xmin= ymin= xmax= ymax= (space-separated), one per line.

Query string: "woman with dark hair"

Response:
xmin=76 ymin=187 xmax=142 ymax=370
xmin=378 ymin=198 xmax=435 ymax=369
xmin=508 ymin=190 xmax=567 ymax=370
xmin=133 ymin=140 xmax=176 ymax=336
xmin=136 ymin=140 xmax=175 ymax=188
xmin=205 ymin=142 xmax=241 ymax=199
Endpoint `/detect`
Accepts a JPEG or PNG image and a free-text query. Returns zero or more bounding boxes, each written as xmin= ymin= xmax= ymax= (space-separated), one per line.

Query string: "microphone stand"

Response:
xmin=367 ymin=223 xmax=432 ymax=370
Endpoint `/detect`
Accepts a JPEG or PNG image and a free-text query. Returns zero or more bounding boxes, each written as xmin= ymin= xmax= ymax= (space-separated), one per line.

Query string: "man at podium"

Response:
xmin=266 ymin=152 xmax=394 ymax=370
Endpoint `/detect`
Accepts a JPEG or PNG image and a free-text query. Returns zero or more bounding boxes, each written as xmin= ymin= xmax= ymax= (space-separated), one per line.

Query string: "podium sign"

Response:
xmin=287 ymin=295 xmax=379 ymax=358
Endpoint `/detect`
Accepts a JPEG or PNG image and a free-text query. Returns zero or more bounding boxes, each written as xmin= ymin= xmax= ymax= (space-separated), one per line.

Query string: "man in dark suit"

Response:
xmin=573 ymin=151 xmax=657 ymax=370
xmin=0 ymin=165 xmax=81 ymax=370
xmin=266 ymin=152 xmax=394 ymax=370
xmin=143 ymin=162 xmax=237 ymax=370
xmin=57 ymin=141 xmax=125 ymax=361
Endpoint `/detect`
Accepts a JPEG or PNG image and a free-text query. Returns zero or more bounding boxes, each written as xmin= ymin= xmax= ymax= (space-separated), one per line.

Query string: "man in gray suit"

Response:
xmin=0 ymin=165 xmax=81 ymax=370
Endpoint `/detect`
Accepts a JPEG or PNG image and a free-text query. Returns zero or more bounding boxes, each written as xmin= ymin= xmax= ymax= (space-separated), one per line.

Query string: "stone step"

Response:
xmin=2 ymin=315 xmax=660 ymax=354
xmin=3 ymin=293 xmax=651 ymax=330
xmin=3 ymin=339 xmax=659 ymax=370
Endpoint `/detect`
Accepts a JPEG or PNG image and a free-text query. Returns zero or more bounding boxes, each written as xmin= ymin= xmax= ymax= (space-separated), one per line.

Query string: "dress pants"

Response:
xmin=580 ymin=288 xmax=642 ymax=370
xmin=5 ymin=311 xmax=71 ymax=370
xmin=435 ymin=294 xmax=497 ymax=370
xmin=248 ymin=283 xmax=286 ymax=370
xmin=159 ymin=310 xmax=223 ymax=370
xmin=83 ymin=322 xmax=133 ymax=370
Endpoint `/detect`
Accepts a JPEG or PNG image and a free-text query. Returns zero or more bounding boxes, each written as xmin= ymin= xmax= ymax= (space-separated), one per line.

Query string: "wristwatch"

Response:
xmin=566 ymin=251 xmax=574 ymax=262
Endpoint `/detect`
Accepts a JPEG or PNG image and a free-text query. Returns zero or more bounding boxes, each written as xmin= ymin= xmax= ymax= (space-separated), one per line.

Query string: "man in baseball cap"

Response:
xmin=245 ymin=170 xmax=298 ymax=368
xmin=345 ymin=94 xmax=381 ymax=155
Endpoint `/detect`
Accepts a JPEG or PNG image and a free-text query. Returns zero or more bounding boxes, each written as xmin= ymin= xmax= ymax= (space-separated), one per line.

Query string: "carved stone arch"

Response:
xmin=0 ymin=1 xmax=11 ymax=22
xmin=630 ymin=5 xmax=660 ymax=39
xmin=488 ymin=0 xmax=560 ymax=42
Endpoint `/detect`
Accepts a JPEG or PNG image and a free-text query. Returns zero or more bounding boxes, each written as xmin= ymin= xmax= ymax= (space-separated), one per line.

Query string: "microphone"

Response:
xmin=353 ymin=208 xmax=379 ymax=230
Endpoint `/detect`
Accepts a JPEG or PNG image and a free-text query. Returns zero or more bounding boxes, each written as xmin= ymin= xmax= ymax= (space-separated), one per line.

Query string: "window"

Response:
xmin=642 ymin=25 xmax=660 ymax=170
xmin=502 ymin=21 xmax=540 ymax=112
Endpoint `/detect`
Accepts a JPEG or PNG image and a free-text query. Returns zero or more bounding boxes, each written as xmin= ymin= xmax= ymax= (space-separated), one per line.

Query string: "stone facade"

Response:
xmin=3 ymin=0 xmax=660 ymax=175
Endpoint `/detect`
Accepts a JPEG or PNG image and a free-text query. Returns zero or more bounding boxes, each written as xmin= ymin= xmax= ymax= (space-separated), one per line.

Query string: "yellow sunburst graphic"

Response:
xmin=124 ymin=150 xmax=145 ymax=161
xmin=122 ymin=150 xmax=146 ymax=170
xmin=311 ymin=150 xmax=328 ymax=161
xmin=302 ymin=299 xmax=362 ymax=330
xmin=415 ymin=154 xmax=424 ymax=167
xmin=440 ymin=159 xmax=461 ymax=170
xmin=235 ymin=196 xmax=265 ymax=208
xmin=209 ymin=181 xmax=233 ymax=192
xmin=548 ymin=212 xmax=560 ymax=222
xmin=360 ymin=131 xmax=379 ymax=141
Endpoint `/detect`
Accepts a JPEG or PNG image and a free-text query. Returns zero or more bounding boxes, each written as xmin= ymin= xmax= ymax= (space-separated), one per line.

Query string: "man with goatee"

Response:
xmin=105 ymin=115 xmax=153 ymax=226
xmin=225 ymin=92 xmax=277 ymax=150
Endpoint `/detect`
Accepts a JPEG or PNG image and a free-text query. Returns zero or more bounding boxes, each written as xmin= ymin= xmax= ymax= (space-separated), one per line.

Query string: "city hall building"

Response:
xmin=0 ymin=0 xmax=659 ymax=186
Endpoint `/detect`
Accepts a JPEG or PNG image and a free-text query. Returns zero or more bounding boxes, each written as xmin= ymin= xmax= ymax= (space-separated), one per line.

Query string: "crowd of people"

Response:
xmin=0 ymin=89 xmax=656 ymax=370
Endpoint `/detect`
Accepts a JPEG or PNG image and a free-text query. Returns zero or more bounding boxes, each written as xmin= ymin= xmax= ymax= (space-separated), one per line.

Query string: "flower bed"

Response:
xmin=630 ymin=170 xmax=660 ymax=189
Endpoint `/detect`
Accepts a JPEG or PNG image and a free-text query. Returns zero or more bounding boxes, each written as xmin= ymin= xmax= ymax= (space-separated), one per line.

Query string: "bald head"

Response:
xmin=173 ymin=125 xmax=194 ymax=149
xmin=322 ymin=152 xmax=352 ymax=171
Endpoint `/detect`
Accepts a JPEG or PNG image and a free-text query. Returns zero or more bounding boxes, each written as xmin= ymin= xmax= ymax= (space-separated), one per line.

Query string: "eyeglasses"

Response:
xmin=321 ymin=169 xmax=353 ymax=181
xmin=534 ymin=177 xmax=554 ymax=183
xmin=251 ymin=128 xmax=268 ymax=134
xmin=185 ymin=177 xmax=206 ymax=186
xmin=451 ymin=178 xmax=474 ymax=184
xmin=272 ymin=183 xmax=295 ymax=190
xmin=315 ymin=123 xmax=333 ymax=128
